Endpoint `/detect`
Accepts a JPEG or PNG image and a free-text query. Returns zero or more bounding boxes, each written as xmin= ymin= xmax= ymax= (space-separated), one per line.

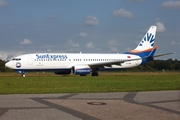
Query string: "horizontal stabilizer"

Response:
xmin=153 ymin=52 xmax=174 ymax=58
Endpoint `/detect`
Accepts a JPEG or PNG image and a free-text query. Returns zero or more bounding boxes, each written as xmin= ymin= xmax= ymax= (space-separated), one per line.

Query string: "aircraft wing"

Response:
xmin=88 ymin=58 xmax=142 ymax=68
xmin=88 ymin=52 xmax=174 ymax=69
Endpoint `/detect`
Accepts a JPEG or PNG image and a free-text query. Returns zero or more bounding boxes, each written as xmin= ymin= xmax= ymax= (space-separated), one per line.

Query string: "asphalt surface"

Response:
xmin=0 ymin=91 xmax=179 ymax=120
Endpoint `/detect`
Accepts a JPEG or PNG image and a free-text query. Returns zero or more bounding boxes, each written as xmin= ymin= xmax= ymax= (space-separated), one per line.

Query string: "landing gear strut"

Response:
xmin=16 ymin=70 xmax=26 ymax=77
xmin=91 ymin=71 xmax=98 ymax=76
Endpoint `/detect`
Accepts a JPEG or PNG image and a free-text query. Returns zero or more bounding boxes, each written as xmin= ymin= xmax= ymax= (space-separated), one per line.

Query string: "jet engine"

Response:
xmin=72 ymin=65 xmax=91 ymax=75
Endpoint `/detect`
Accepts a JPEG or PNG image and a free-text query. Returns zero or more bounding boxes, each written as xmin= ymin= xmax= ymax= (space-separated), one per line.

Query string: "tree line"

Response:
xmin=0 ymin=59 xmax=180 ymax=72
xmin=124 ymin=59 xmax=180 ymax=72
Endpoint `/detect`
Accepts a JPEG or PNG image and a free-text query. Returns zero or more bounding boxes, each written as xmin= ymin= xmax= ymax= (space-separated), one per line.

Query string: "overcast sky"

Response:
xmin=0 ymin=0 xmax=180 ymax=60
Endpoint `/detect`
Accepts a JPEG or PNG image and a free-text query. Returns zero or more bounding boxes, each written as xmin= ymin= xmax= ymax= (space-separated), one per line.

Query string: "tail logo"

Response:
xmin=139 ymin=33 xmax=155 ymax=47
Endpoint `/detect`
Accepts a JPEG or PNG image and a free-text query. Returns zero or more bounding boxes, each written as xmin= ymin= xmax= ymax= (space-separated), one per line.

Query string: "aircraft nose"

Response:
xmin=5 ymin=61 xmax=12 ymax=69
xmin=5 ymin=62 xmax=9 ymax=68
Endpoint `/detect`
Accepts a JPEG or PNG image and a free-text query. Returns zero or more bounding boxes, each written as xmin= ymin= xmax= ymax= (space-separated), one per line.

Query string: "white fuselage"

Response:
xmin=5 ymin=53 xmax=142 ymax=71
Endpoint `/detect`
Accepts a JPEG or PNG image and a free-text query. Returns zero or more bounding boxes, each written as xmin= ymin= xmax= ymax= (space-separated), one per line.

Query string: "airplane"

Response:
xmin=5 ymin=26 xmax=173 ymax=77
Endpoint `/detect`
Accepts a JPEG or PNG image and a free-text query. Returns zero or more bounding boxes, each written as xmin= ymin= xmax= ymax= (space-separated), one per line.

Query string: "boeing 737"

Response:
xmin=5 ymin=26 xmax=172 ymax=77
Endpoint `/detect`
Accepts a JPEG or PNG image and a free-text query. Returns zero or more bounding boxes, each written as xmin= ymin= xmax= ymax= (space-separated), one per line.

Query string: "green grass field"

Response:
xmin=0 ymin=72 xmax=180 ymax=94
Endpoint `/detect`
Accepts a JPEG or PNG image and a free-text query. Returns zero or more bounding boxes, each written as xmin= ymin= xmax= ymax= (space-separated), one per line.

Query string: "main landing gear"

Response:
xmin=91 ymin=71 xmax=98 ymax=76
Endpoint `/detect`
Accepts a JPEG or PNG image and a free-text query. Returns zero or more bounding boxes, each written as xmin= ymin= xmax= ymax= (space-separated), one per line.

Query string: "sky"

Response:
xmin=0 ymin=0 xmax=180 ymax=60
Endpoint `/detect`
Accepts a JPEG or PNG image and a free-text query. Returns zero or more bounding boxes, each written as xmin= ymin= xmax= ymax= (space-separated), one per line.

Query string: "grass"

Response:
xmin=0 ymin=72 xmax=180 ymax=94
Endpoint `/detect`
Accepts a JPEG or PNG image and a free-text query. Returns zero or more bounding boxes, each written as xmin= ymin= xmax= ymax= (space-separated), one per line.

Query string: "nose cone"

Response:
xmin=5 ymin=62 xmax=13 ymax=69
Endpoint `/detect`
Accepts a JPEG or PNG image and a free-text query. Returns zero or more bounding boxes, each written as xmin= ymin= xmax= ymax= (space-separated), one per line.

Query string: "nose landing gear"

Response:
xmin=16 ymin=70 xmax=26 ymax=77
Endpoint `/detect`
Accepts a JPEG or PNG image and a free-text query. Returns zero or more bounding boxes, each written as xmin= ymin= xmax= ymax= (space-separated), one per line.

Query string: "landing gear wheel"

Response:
xmin=92 ymin=72 xmax=98 ymax=76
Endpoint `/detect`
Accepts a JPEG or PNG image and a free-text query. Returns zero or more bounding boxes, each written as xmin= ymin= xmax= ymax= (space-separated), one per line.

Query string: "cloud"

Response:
xmin=156 ymin=22 xmax=166 ymax=32
xmin=49 ymin=14 xmax=59 ymax=18
xmin=107 ymin=39 xmax=120 ymax=52
xmin=108 ymin=39 xmax=120 ymax=46
xmin=42 ymin=44 xmax=53 ymax=49
xmin=67 ymin=39 xmax=79 ymax=48
xmin=161 ymin=0 xmax=180 ymax=9
xmin=20 ymin=39 xmax=33 ymax=45
xmin=110 ymin=47 xmax=119 ymax=52
xmin=0 ymin=0 xmax=8 ymax=7
xmin=0 ymin=52 xmax=8 ymax=61
xmin=86 ymin=42 xmax=94 ymax=48
xmin=170 ymin=41 xmax=176 ymax=45
xmin=113 ymin=8 xmax=134 ymax=18
xmin=47 ymin=49 xmax=51 ymax=52
xmin=140 ymin=22 xmax=166 ymax=33
xmin=84 ymin=16 xmax=100 ymax=26
xmin=0 ymin=51 xmax=24 ymax=61
xmin=78 ymin=32 xmax=87 ymax=38
xmin=126 ymin=0 xmax=145 ymax=2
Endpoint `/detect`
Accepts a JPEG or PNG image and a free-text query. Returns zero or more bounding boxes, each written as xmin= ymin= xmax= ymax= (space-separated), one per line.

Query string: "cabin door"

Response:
xmin=28 ymin=55 xmax=33 ymax=65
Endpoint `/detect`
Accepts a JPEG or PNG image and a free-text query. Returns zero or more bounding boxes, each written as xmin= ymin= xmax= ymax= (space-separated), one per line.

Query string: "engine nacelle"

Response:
xmin=54 ymin=69 xmax=71 ymax=74
xmin=72 ymin=65 xmax=91 ymax=75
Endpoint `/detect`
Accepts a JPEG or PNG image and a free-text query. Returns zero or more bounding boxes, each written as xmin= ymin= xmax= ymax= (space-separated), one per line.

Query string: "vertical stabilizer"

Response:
xmin=134 ymin=26 xmax=157 ymax=51
xmin=125 ymin=26 xmax=158 ymax=58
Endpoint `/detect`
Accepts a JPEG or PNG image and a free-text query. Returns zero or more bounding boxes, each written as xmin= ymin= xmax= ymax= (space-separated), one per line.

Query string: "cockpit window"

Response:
xmin=12 ymin=58 xmax=21 ymax=61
